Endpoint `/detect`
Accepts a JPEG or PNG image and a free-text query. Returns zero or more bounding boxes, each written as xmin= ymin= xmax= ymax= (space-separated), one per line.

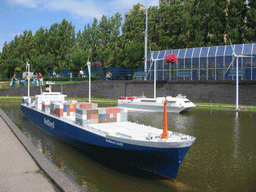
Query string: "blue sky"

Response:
xmin=0 ymin=0 xmax=159 ymax=52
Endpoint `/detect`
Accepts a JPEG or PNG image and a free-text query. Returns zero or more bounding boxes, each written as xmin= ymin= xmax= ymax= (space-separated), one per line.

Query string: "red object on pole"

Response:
xmin=165 ymin=54 xmax=178 ymax=64
xmin=162 ymin=95 xmax=168 ymax=139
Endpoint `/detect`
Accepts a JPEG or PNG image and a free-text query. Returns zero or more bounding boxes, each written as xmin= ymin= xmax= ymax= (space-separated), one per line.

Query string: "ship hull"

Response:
xmin=21 ymin=104 xmax=192 ymax=179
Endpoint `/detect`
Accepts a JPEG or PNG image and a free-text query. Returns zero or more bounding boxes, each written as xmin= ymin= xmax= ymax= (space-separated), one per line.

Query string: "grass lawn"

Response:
xmin=0 ymin=96 xmax=255 ymax=112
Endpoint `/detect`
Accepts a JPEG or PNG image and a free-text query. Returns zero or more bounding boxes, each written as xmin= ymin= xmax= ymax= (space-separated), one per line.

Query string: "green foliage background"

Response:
xmin=0 ymin=0 xmax=255 ymax=78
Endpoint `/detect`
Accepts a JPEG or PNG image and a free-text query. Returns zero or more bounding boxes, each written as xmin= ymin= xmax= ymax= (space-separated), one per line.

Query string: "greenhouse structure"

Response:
xmin=146 ymin=43 xmax=256 ymax=81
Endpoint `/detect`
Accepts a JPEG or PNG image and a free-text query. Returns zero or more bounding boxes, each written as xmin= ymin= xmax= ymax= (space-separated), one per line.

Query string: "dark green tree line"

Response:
xmin=1 ymin=1 xmax=255 ymax=79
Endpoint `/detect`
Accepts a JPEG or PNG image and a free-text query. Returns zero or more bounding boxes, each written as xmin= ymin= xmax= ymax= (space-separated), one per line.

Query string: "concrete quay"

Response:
xmin=0 ymin=109 xmax=84 ymax=192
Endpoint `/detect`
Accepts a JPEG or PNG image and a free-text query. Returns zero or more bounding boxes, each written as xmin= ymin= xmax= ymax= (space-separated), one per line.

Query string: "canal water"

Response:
xmin=1 ymin=103 xmax=256 ymax=192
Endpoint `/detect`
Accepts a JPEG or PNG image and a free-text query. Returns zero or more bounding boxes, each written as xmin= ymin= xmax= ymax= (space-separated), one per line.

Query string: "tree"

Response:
xmin=246 ymin=0 xmax=256 ymax=42
xmin=97 ymin=13 xmax=122 ymax=68
xmin=226 ymin=0 xmax=247 ymax=44
xmin=122 ymin=4 xmax=145 ymax=67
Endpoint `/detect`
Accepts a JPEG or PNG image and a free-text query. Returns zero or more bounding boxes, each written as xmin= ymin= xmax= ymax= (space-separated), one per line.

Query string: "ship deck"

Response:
xmin=87 ymin=122 xmax=163 ymax=139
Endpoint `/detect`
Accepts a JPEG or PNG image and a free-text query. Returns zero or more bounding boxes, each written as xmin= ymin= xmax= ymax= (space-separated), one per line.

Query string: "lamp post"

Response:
xmin=87 ymin=61 xmax=91 ymax=103
xmin=26 ymin=62 xmax=30 ymax=104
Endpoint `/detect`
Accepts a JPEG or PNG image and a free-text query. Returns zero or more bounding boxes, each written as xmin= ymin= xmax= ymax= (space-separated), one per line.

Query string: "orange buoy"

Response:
xmin=162 ymin=95 xmax=168 ymax=139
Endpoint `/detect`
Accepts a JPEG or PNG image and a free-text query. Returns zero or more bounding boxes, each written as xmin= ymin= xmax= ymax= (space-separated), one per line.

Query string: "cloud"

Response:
xmin=43 ymin=0 xmax=106 ymax=20
xmin=9 ymin=0 xmax=38 ymax=8
xmin=110 ymin=0 xmax=158 ymax=9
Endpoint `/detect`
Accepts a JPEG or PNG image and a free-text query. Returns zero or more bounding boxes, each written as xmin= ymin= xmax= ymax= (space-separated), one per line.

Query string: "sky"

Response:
xmin=0 ymin=0 xmax=159 ymax=53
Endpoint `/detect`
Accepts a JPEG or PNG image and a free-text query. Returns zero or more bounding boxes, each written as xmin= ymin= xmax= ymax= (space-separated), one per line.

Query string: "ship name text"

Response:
xmin=44 ymin=118 xmax=54 ymax=129
xmin=106 ymin=139 xmax=123 ymax=146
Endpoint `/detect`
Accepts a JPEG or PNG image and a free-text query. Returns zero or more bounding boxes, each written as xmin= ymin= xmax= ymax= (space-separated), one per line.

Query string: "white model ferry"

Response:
xmin=118 ymin=95 xmax=196 ymax=113
xmin=21 ymin=84 xmax=196 ymax=179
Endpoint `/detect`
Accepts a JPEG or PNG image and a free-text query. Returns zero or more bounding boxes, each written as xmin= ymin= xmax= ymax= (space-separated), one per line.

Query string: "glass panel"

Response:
xmin=163 ymin=62 xmax=169 ymax=70
xmin=152 ymin=51 xmax=158 ymax=59
xmin=224 ymin=56 xmax=233 ymax=69
xmin=200 ymin=69 xmax=207 ymax=80
xmin=243 ymin=57 xmax=251 ymax=68
xmin=147 ymin=52 xmax=153 ymax=60
xmin=225 ymin=45 xmax=233 ymax=56
xmin=156 ymin=60 xmax=164 ymax=69
xmin=234 ymin=44 xmax=243 ymax=55
xmin=208 ymin=57 xmax=215 ymax=69
xmin=193 ymin=48 xmax=201 ymax=57
xmin=192 ymin=69 xmax=199 ymax=80
xmin=158 ymin=70 xmax=163 ymax=80
xmin=243 ymin=44 xmax=252 ymax=55
xmin=200 ymin=57 xmax=207 ymax=69
xmin=208 ymin=46 xmax=217 ymax=56
xmin=217 ymin=46 xmax=225 ymax=56
xmin=178 ymin=59 xmax=184 ymax=69
xmin=192 ymin=58 xmax=199 ymax=68
xmin=201 ymin=47 xmax=209 ymax=57
xmin=178 ymin=49 xmax=186 ymax=58
xmin=172 ymin=49 xmax=179 ymax=56
xmin=252 ymin=43 xmax=256 ymax=54
xmin=208 ymin=68 xmax=215 ymax=80
xmin=169 ymin=69 xmax=176 ymax=80
xmin=185 ymin=48 xmax=193 ymax=58
xmin=147 ymin=60 xmax=154 ymax=72
xmin=253 ymin=68 xmax=256 ymax=80
xmin=216 ymin=56 xmax=224 ymax=68
xmin=158 ymin=51 xmax=165 ymax=60
xmin=166 ymin=50 xmax=172 ymax=55
xmin=161 ymin=70 xmax=169 ymax=80
xmin=244 ymin=68 xmax=251 ymax=80
xmin=147 ymin=71 xmax=154 ymax=80
xmin=216 ymin=68 xmax=223 ymax=80
xmin=185 ymin=58 xmax=191 ymax=68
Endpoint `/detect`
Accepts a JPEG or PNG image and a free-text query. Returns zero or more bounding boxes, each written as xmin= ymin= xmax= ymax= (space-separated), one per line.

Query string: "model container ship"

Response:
xmin=21 ymin=89 xmax=196 ymax=179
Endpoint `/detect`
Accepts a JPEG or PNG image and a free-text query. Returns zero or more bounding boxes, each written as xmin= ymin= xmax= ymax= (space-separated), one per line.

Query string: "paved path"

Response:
xmin=0 ymin=109 xmax=84 ymax=192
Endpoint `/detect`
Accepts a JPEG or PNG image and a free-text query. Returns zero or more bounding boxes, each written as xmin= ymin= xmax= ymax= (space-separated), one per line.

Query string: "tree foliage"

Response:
xmin=1 ymin=1 xmax=255 ymax=79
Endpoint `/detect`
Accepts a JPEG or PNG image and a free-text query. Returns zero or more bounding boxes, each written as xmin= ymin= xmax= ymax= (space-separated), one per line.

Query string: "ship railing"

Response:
xmin=85 ymin=126 xmax=109 ymax=136
xmin=116 ymin=132 xmax=132 ymax=139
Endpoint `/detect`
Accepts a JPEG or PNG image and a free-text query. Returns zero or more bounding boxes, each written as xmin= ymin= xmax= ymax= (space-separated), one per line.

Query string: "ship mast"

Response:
xmin=162 ymin=95 xmax=168 ymax=139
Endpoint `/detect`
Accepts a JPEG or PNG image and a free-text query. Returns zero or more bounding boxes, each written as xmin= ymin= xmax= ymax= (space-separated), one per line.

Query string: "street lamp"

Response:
xmin=86 ymin=60 xmax=91 ymax=103
xmin=26 ymin=62 xmax=31 ymax=105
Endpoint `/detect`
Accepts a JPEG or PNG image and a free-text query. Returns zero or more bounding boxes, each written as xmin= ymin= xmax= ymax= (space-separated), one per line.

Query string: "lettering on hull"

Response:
xmin=106 ymin=139 xmax=123 ymax=146
xmin=44 ymin=118 xmax=54 ymax=129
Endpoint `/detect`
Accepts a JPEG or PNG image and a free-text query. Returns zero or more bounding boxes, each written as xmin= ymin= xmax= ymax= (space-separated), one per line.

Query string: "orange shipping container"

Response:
xmin=88 ymin=114 xmax=98 ymax=119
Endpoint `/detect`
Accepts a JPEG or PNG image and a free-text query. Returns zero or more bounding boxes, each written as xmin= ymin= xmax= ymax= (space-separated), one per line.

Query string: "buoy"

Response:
xmin=162 ymin=95 xmax=168 ymax=139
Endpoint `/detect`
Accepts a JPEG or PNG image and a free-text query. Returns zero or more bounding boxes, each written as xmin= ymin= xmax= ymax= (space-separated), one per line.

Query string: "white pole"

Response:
xmin=154 ymin=60 xmax=156 ymax=99
xmin=26 ymin=62 xmax=30 ymax=104
xmin=236 ymin=57 xmax=239 ymax=110
xmin=144 ymin=7 xmax=148 ymax=80
xmin=87 ymin=61 xmax=91 ymax=103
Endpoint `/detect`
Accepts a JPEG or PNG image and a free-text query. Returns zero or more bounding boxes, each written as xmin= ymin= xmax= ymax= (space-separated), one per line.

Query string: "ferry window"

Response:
xmin=141 ymin=100 xmax=157 ymax=102
xmin=184 ymin=101 xmax=191 ymax=103
xmin=168 ymin=101 xmax=176 ymax=103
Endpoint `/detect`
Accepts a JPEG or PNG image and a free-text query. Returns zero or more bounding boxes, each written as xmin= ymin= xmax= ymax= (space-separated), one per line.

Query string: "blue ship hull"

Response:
xmin=21 ymin=105 xmax=191 ymax=179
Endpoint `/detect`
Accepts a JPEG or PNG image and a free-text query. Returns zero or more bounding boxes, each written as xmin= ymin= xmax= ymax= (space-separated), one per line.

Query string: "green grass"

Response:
xmin=194 ymin=102 xmax=256 ymax=112
xmin=0 ymin=96 xmax=22 ymax=103
xmin=1 ymin=96 xmax=255 ymax=112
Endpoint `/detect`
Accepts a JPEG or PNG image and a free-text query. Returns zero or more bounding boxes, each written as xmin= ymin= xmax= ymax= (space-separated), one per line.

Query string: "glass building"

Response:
xmin=146 ymin=43 xmax=256 ymax=81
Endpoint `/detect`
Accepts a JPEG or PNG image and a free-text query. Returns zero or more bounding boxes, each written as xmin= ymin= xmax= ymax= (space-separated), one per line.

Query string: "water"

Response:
xmin=1 ymin=103 xmax=256 ymax=192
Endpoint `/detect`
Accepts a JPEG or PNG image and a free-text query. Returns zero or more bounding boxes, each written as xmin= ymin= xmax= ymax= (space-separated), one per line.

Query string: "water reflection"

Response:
xmin=1 ymin=104 xmax=256 ymax=192
xmin=233 ymin=112 xmax=240 ymax=160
